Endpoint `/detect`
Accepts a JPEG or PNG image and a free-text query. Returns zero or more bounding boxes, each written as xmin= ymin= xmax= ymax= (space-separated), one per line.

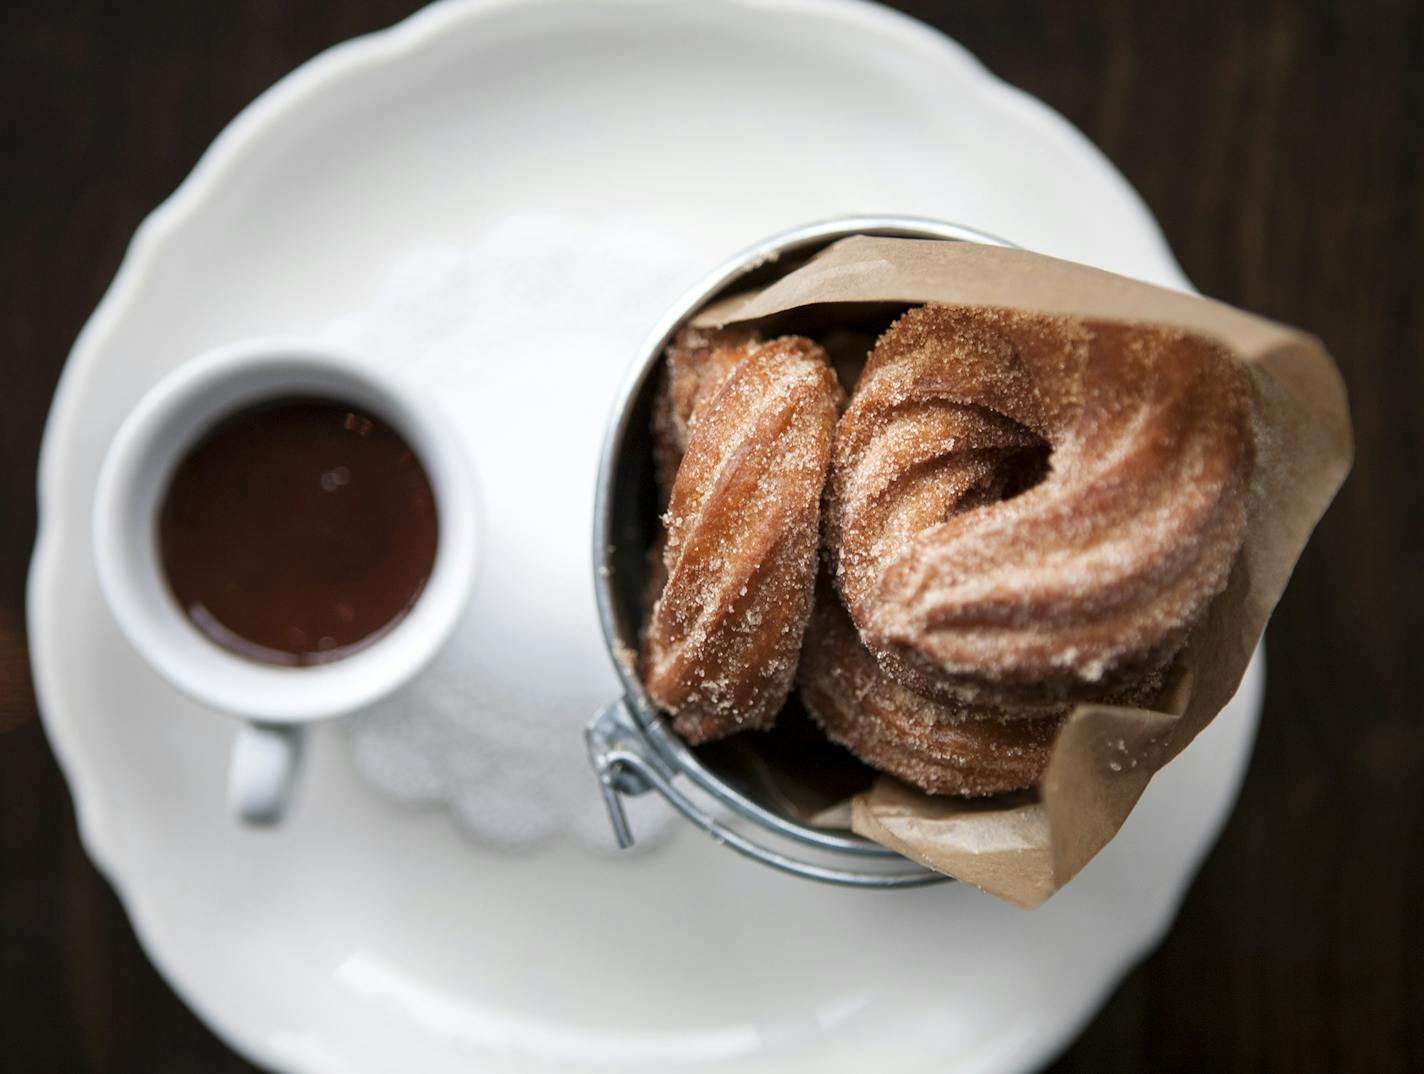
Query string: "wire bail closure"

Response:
xmin=586 ymin=700 xmax=946 ymax=888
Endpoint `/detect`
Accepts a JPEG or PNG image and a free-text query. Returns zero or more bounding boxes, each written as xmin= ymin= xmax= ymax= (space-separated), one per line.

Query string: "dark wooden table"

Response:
xmin=3 ymin=2 xmax=1419 ymax=1070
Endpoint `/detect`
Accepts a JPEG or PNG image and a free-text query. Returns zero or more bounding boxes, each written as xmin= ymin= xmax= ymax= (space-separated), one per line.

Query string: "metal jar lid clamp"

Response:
xmin=587 ymin=216 xmax=1014 ymax=888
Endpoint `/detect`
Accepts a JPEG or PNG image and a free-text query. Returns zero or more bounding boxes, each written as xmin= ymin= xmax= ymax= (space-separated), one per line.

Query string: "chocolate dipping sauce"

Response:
xmin=158 ymin=399 xmax=438 ymax=666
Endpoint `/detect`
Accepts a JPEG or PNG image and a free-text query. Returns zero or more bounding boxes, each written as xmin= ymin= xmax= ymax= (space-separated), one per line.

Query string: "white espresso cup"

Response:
xmin=93 ymin=338 xmax=477 ymax=824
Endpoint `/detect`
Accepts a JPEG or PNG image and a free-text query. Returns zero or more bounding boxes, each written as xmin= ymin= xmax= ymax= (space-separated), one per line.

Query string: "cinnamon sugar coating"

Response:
xmin=827 ymin=304 xmax=1254 ymax=706
xmin=641 ymin=336 xmax=843 ymax=743
xmin=798 ymin=590 xmax=1061 ymax=795
xmin=798 ymin=589 xmax=1163 ymax=796
xmin=652 ymin=326 xmax=761 ymax=504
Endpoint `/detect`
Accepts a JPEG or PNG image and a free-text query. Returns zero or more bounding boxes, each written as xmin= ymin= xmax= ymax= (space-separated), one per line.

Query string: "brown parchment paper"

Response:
xmin=692 ymin=236 xmax=1353 ymax=908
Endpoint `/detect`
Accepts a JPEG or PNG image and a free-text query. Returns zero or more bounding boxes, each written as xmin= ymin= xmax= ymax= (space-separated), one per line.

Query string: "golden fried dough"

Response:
xmin=798 ymin=591 xmax=1065 ymax=795
xmin=652 ymin=326 xmax=760 ymax=504
xmin=797 ymin=590 xmax=1166 ymax=795
xmin=642 ymin=336 xmax=843 ymax=743
xmin=827 ymin=304 xmax=1253 ymax=706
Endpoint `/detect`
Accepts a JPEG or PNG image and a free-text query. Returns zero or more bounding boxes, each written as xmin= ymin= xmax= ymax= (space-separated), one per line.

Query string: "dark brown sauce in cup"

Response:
xmin=158 ymin=399 xmax=438 ymax=666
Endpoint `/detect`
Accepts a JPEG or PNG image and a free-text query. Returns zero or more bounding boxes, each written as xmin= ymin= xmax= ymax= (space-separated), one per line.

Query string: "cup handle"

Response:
xmin=227 ymin=722 xmax=306 ymax=825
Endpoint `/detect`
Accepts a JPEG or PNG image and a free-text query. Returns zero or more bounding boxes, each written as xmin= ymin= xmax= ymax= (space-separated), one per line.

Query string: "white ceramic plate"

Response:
xmin=29 ymin=2 xmax=1263 ymax=1072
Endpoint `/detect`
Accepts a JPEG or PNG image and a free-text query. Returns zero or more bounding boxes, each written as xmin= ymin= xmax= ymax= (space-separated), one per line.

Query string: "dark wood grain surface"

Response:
xmin=2 ymin=2 xmax=1419 ymax=1071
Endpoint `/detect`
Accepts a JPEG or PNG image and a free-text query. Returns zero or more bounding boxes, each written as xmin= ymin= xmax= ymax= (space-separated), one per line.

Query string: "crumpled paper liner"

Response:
xmin=691 ymin=236 xmax=1353 ymax=908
